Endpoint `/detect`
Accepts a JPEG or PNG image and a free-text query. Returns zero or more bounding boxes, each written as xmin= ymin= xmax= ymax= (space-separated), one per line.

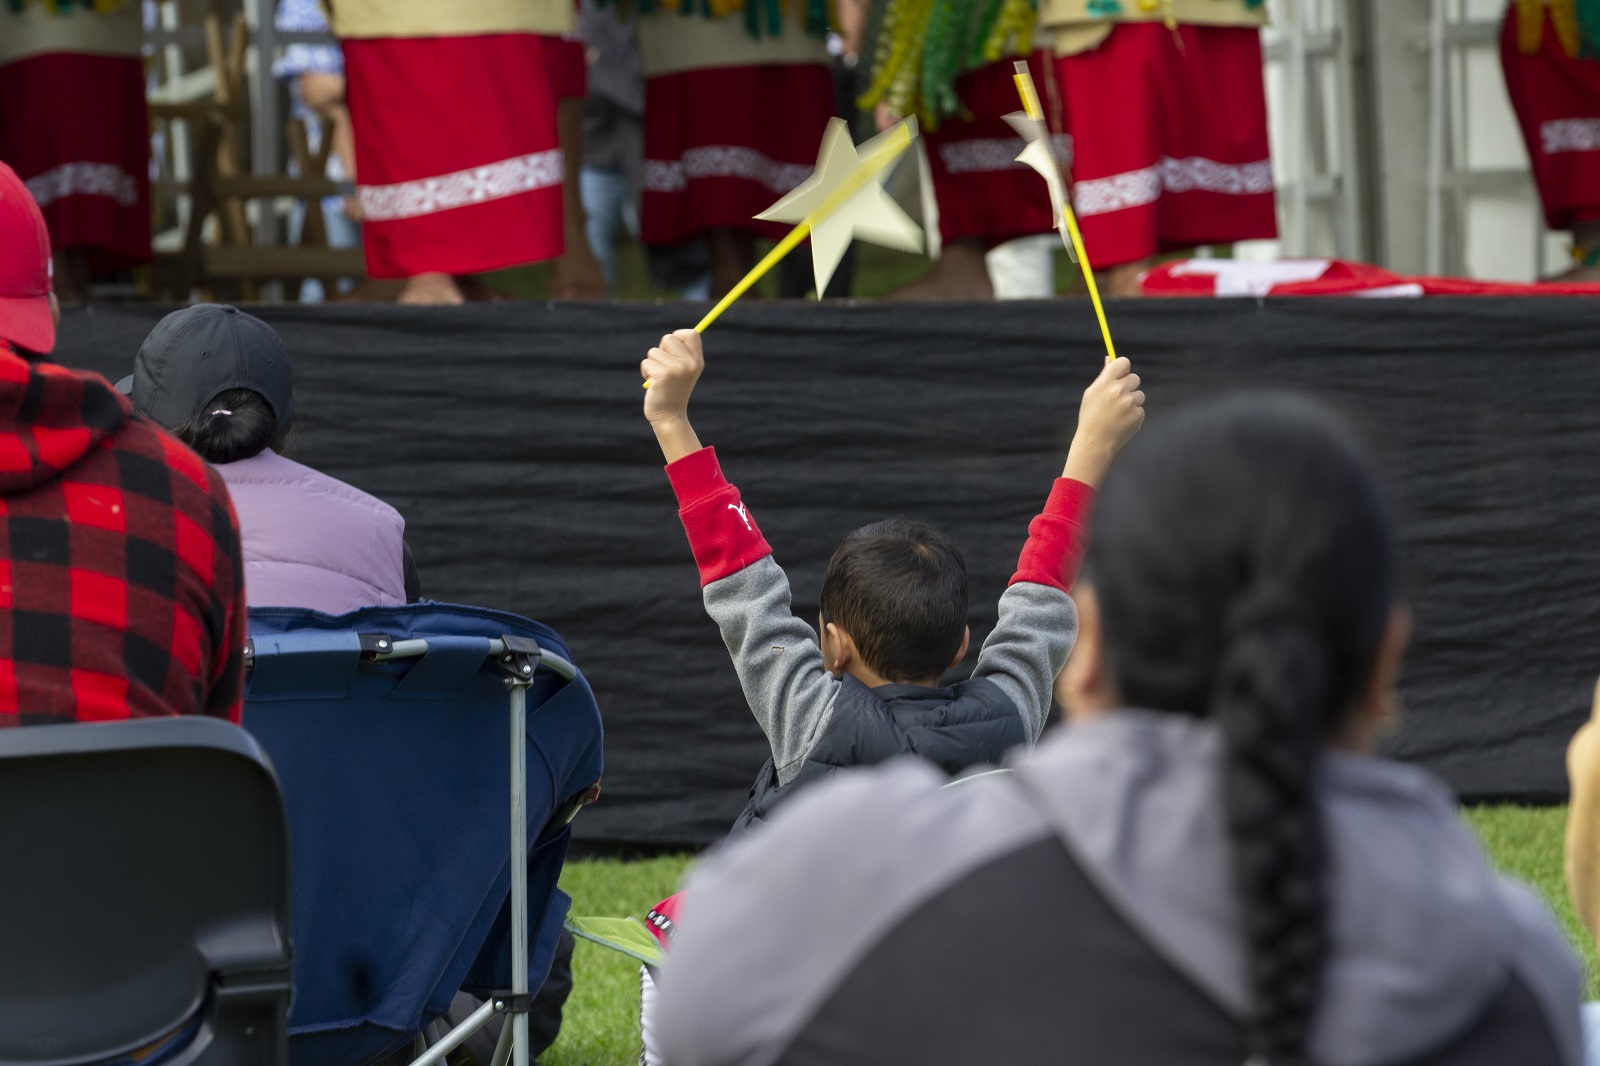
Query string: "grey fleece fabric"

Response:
xmin=703 ymin=555 xmax=1075 ymax=785
xmin=652 ymin=713 xmax=1584 ymax=1066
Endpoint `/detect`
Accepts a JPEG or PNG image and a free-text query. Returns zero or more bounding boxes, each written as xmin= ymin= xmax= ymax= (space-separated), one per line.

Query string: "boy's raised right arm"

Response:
xmin=644 ymin=331 xmax=842 ymax=783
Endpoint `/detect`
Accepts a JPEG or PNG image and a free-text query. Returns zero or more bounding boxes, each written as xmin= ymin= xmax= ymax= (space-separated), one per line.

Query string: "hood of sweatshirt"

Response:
xmin=0 ymin=347 xmax=130 ymax=494
xmin=1012 ymin=711 xmax=1584 ymax=1066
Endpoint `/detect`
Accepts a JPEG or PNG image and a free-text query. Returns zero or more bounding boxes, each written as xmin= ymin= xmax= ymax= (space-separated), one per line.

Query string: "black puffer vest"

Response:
xmin=731 ymin=673 xmax=1026 ymax=833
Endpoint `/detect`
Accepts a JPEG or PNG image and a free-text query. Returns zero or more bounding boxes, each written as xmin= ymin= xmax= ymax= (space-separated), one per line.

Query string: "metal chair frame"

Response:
xmin=245 ymin=632 xmax=578 ymax=1066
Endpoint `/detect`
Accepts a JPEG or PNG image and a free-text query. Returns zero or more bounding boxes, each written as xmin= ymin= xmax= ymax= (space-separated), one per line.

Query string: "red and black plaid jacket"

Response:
xmin=0 ymin=343 xmax=247 ymax=724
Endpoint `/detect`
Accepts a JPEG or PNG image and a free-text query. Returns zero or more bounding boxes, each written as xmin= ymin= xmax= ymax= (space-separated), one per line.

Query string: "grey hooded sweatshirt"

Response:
xmin=652 ymin=712 xmax=1584 ymax=1066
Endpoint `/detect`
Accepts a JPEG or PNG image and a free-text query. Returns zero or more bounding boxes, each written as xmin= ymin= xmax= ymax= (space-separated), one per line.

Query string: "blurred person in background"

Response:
xmin=636 ymin=0 xmax=834 ymax=297
xmin=1043 ymin=0 xmax=1276 ymax=298
xmin=0 ymin=0 xmax=151 ymax=303
xmin=577 ymin=0 xmax=643 ymax=294
xmin=273 ymin=0 xmax=361 ymax=302
xmin=1500 ymin=0 xmax=1600 ymax=282
xmin=325 ymin=0 xmax=603 ymax=304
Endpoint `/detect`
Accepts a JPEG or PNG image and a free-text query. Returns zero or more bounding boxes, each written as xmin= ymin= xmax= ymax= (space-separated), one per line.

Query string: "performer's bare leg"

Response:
xmin=707 ymin=227 xmax=756 ymax=299
xmin=888 ymin=239 xmax=993 ymax=300
xmin=398 ymin=272 xmax=465 ymax=305
xmin=52 ymin=248 xmax=91 ymax=304
xmin=548 ymin=96 xmax=607 ymax=300
xmin=1098 ymin=257 xmax=1154 ymax=298
xmin=1548 ymin=219 xmax=1600 ymax=283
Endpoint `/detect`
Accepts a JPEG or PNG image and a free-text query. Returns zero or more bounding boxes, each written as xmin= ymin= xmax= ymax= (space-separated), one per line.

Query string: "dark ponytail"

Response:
xmin=171 ymin=387 xmax=287 ymax=464
xmin=1085 ymin=394 xmax=1395 ymax=1066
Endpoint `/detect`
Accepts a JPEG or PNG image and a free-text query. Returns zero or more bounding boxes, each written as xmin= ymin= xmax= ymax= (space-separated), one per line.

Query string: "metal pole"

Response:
xmin=1290 ymin=0 xmax=1310 ymax=255
xmin=249 ymin=0 xmax=280 ymax=256
xmin=488 ymin=1012 xmax=515 ymax=1066
xmin=1425 ymin=0 xmax=1446 ymax=274
xmin=407 ymin=997 xmax=499 ymax=1066
xmin=509 ymin=683 xmax=530 ymax=1066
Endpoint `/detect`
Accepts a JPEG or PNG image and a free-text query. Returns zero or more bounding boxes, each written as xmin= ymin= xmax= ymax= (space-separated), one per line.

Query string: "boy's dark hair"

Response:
xmin=170 ymin=387 xmax=288 ymax=465
xmin=819 ymin=519 xmax=969 ymax=684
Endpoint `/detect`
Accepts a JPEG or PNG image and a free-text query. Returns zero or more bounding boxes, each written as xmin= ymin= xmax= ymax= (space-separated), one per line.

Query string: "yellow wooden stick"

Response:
xmin=1012 ymin=69 xmax=1118 ymax=364
xmin=646 ymin=223 xmax=814 ymax=387
xmin=692 ymin=220 xmax=815 ymax=334
xmin=646 ymin=122 xmax=916 ymax=387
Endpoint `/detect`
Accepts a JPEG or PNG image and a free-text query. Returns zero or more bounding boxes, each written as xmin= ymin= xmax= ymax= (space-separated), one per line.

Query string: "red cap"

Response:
xmin=0 ymin=162 xmax=55 ymax=354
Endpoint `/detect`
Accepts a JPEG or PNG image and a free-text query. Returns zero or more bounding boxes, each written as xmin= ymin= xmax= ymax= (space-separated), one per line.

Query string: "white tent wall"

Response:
xmin=1252 ymin=0 xmax=1569 ymax=281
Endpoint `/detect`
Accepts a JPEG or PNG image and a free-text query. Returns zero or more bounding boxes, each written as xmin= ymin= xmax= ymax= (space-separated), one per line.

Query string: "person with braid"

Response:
xmin=649 ymin=394 xmax=1583 ymax=1066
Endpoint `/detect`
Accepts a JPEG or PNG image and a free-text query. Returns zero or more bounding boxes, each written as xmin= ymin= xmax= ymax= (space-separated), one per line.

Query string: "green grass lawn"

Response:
xmin=541 ymin=805 xmax=1592 ymax=1066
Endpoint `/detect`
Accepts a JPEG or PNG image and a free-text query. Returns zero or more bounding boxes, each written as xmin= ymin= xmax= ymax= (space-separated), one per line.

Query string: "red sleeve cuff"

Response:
xmin=1009 ymin=478 xmax=1095 ymax=592
xmin=665 ymin=446 xmax=774 ymax=586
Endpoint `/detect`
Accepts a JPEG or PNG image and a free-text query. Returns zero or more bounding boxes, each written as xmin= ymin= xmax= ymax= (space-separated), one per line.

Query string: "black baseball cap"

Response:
xmin=116 ymin=304 xmax=294 ymax=432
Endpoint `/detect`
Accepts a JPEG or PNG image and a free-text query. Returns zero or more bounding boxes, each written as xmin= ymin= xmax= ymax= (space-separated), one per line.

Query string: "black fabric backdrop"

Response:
xmin=51 ymin=298 xmax=1600 ymax=843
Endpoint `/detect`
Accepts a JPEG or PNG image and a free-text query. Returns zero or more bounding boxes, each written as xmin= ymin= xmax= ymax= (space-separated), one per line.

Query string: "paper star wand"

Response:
xmin=644 ymin=117 xmax=924 ymax=387
xmin=697 ymin=117 xmax=922 ymax=331
xmin=1006 ymin=62 xmax=1118 ymax=363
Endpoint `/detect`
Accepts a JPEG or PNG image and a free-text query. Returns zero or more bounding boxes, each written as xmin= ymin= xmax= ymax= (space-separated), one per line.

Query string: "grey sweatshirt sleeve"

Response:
xmin=967 ymin=475 xmax=1094 ymax=743
xmin=703 ymin=557 xmax=841 ymax=785
xmin=972 ymin=582 xmax=1077 ymax=744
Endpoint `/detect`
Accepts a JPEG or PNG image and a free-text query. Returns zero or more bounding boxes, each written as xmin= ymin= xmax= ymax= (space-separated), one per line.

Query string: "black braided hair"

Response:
xmin=1084 ymin=393 xmax=1396 ymax=1066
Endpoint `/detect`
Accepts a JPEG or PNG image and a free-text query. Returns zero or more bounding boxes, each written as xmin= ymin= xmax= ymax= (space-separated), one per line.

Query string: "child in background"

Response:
xmin=641 ymin=329 xmax=1145 ymax=831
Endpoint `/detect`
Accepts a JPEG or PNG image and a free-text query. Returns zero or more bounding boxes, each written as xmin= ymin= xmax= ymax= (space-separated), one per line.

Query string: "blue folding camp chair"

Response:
xmin=243 ymin=603 xmax=604 ymax=1066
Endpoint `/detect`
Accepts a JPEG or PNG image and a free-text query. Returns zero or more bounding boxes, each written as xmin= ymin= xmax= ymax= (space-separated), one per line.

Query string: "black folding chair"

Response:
xmin=0 ymin=717 xmax=292 ymax=1066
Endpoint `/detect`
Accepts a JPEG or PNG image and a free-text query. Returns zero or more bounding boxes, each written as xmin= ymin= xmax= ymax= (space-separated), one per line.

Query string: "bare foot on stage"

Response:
xmin=1097 ymin=258 xmax=1154 ymax=299
xmin=398 ymin=272 xmax=465 ymax=305
xmin=549 ymin=237 xmax=608 ymax=300
xmin=888 ymin=239 xmax=993 ymax=300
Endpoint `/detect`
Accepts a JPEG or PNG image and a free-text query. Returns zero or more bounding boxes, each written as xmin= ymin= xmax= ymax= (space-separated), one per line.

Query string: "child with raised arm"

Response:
xmin=642 ymin=329 xmax=1145 ymax=831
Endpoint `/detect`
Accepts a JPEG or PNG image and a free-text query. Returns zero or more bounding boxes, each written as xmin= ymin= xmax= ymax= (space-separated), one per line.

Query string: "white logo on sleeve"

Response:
xmin=728 ymin=502 xmax=752 ymax=531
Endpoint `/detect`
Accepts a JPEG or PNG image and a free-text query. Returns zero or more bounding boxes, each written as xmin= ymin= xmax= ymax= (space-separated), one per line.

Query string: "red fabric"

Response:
xmin=1010 ymin=478 xmax=1095 ymax=592
xmin=665 ymin=446 xmax=773 ymax=586
xmin=1141 ymin=257 xmax=1600 ymax=296
xmin=641 ymin=63 xmax=834 ymax=245
xmin=1499 ymin=11 xmax=1600 ymax=231
xmin=0 ymin=52 xmax=152 ymax=273
xmin=542 ymin=35 xmax=587 ymax=100
xmin=0 ymin=162 xmax=55 ymax=355
xmin=646 ymin=892 xmax=683 ymax=949
xmin=924 ymin=53 xmax=1059 ymax=246
xmin=0 ymin=349 xmax=246 ymax=726
xmin=343 ymin=35 xmax=563 ymax=277
xmin=1056 ymin=23 xmax=1276 ymax=270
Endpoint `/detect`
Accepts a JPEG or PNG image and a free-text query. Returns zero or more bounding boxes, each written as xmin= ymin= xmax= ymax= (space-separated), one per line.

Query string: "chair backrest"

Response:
xmin=242 ymin=603 xmax=604 ymax=1066
xmin=0 ymin=717 xmax=292 ymax=1066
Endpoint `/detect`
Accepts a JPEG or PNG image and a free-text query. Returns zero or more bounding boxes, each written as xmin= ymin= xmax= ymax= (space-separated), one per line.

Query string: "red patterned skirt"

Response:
xmin=543 ymin=34 xmax=587 ymax=100
xmin=0 ymin=52 xmax=152 ymax=272
xmin=1055 ymin=23 xmax=1277 ymax=269
xmin=640 ymin=62 xmax=834 ymax=245
xmin=343 ymin=34 xmax=564 ymax=277
xmin=922 ymin=53 xmax=1061 ymax=246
